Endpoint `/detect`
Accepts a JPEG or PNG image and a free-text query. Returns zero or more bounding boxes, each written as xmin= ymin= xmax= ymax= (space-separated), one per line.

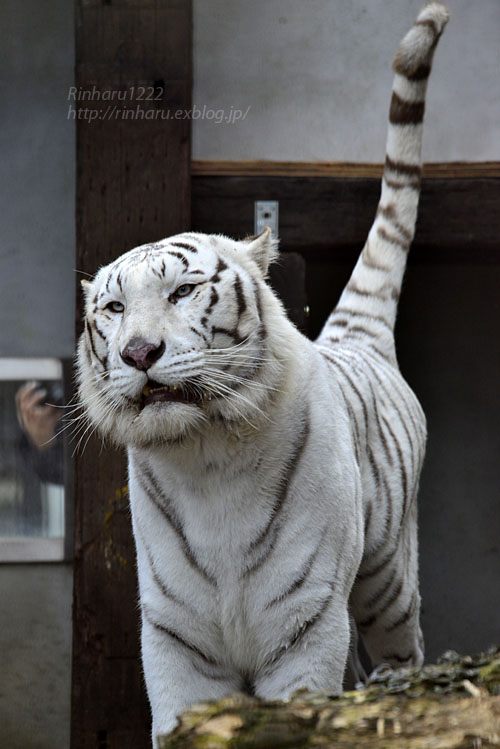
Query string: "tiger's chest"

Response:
xmin=128 ymin=405 xmax=362 ymax=667
xmin=131 ymin=445 xmax=289 ymax=575
xmin=129 ymin=451 xmax=285 ymax=658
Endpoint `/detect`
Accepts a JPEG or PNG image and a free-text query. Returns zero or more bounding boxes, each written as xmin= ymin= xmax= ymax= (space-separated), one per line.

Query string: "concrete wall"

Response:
xmin=0 ymin=0 xmax=75 ymax=359
xmin=193 ymin=0 xmax=500 ymax=162
xmin=0 ymin=2 xmax=74 ymax=748
xmin=0 ymin=564 xmax=73 ymax=749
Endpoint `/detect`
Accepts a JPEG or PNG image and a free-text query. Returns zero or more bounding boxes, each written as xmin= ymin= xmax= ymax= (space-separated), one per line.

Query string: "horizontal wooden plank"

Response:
xmin=192 ymin=160 xmax=500 ymax=179
xmin=192 ymin=176 xmax=500 ymax=264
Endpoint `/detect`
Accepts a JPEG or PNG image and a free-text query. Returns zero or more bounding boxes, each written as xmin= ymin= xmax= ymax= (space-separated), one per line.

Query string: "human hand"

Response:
xmin=15 ymin=382 xmax=62 ymax=451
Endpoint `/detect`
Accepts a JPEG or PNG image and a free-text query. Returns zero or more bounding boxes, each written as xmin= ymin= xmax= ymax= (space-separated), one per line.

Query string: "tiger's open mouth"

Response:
xmin=140 ymin=380 xmax=202 ymax=408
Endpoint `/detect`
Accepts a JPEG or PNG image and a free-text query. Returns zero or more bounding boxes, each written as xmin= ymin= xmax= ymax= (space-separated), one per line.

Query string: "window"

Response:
xmin=0 ymin=358 xmax=68 ymax=562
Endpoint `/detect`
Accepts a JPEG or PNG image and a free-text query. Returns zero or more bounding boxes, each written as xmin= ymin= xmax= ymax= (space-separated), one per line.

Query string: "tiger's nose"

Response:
xmin=121 ymin=337 xmax=166 ymax=371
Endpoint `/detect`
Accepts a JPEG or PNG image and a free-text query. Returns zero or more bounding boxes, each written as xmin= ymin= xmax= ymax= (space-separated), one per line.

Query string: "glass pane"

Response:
xmin=0 ymin=360 xmax=65 ymax=541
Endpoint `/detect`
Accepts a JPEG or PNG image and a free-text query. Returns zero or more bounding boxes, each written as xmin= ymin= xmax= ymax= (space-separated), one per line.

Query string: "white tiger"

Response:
xmin=77 ymin=3 xmax=449 ymax=744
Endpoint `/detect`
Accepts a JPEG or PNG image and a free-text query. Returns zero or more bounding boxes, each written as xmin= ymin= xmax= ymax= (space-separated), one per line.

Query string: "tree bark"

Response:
xmin=159 ymin=649 xmax=500 ymax=748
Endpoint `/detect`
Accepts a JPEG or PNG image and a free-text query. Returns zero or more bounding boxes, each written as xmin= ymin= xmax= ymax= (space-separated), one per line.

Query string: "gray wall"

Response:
xmin=0 ymin=0 xmax=75 ymax=359
xmin=0 ymin=2 xmax=74 ymax=748
xmin=193 ymin=0 xmax=500 ymax=161
xmin=0 ymin=564 xmax=72 ymax=749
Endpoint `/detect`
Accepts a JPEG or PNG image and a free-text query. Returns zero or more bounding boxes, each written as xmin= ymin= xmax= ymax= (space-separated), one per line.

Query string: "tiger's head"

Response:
xmin=77 ymin=229 xmax=290 ymax=448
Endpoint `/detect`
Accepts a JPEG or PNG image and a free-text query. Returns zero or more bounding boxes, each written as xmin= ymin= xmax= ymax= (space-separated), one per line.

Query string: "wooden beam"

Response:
xmin=192 ymin=176 xmax=500 ymax=264
xmin=72 ymin=3 xmax=192 ymax=747
xmin=191 ymin=160 xmax=500 ymax=179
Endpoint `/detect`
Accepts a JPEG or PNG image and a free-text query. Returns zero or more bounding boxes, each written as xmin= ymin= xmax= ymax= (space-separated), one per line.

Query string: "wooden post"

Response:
xmin=71 ymin=2 xmax=192 ymax=747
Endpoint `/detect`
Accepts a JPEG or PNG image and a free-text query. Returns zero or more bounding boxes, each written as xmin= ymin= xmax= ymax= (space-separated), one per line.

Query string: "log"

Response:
xmin=159 ymin=648 xmax=500 ymax=748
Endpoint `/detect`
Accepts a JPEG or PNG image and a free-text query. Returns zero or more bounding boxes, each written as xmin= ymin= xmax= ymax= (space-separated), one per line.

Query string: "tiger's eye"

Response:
xmin=175 ymin=284 xmax=194 ymax=298
xmin=105 ymin=301 xmax=125 ymax=313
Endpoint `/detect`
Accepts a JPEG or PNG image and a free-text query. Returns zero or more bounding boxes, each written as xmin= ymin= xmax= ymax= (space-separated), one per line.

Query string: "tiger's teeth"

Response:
xmin=142 ymin=384 xmax=181 ymax=396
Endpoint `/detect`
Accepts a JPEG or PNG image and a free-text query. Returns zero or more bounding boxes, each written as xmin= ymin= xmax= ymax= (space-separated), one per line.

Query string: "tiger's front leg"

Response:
xmin=253 ymin=592 xmax=352 ymax=700
xmin=141 ymin=609 xmax=240 ymax=747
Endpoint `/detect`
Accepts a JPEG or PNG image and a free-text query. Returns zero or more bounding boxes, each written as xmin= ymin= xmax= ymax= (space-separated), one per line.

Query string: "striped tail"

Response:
xmin=317 ymin=2 xmax=449 ymax=359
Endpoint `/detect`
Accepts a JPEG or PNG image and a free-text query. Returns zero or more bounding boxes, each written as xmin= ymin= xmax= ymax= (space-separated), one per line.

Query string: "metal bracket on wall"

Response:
xmin=254 ymin=200 xmax=279 ymax=237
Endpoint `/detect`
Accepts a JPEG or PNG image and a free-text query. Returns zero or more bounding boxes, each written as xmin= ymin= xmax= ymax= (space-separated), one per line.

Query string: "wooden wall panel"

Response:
xmin=268 ymin=254 xmax=307 ymax=333
xmin=192 ymin=176 xmax=500 ymax=264
xmin=72 ymin=3 xmax=192 ymax=748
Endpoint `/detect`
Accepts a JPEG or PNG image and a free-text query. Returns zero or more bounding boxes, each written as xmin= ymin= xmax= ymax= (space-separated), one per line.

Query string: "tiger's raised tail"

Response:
xmin=317 ymin=2 xmax=449 ymax=360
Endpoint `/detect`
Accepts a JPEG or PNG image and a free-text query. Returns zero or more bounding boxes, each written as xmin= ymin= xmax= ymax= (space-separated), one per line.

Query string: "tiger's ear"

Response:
xmin=243 ymin=227 xmax=279 ymax=276
xmin=80 ymin=278 xmax=93 ymax=298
